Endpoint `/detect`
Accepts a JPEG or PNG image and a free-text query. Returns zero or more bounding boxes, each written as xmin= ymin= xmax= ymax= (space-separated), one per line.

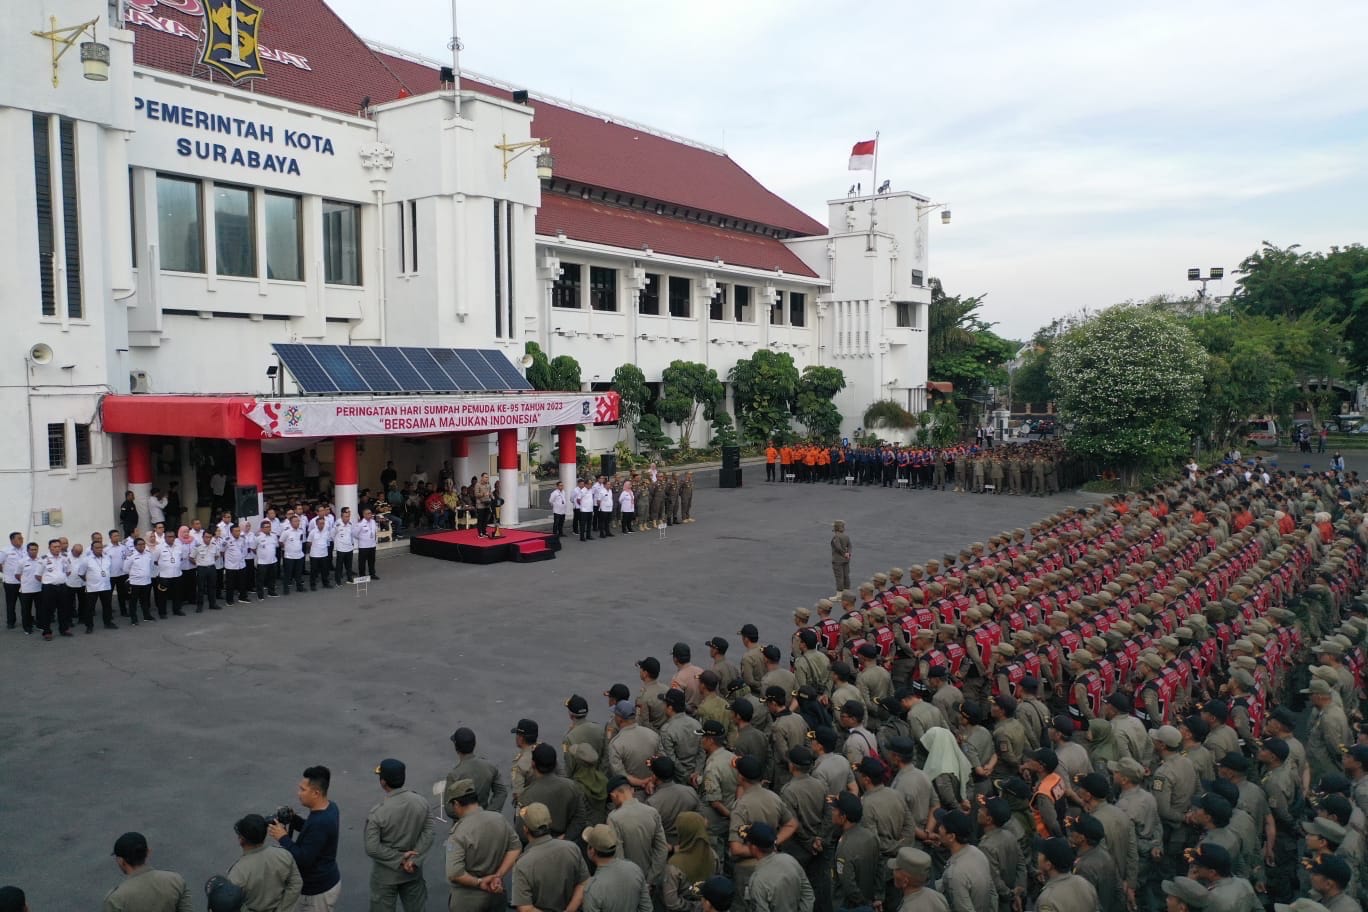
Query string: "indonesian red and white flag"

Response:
xmin=848 ymin=139 xmax=877 ymax=171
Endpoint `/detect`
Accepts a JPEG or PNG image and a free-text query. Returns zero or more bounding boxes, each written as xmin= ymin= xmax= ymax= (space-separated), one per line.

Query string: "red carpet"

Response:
xmin=409 ymin=528 xmax=560 ymax=564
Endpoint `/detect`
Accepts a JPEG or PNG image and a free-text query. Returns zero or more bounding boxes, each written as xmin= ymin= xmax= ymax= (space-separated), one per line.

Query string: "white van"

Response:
xmin=1244 ymin=417 xmax=1278 ymax=447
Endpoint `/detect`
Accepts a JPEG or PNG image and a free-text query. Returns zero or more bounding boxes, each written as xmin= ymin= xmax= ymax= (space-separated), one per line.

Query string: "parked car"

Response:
xmin=1243 ymin=417 xmax=1278 ymax=447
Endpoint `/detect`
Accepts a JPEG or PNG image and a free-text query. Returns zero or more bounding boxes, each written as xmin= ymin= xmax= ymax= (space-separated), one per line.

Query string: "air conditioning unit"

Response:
xmin=129 ymin=370 xmax=151 ymax=394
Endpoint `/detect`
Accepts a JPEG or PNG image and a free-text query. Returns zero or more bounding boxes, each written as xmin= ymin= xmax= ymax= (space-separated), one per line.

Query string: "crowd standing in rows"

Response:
xmin=9 ymin=458 xmax=1368 ymax=912
xmin=1 ymin=497 xmax=394 ymax=639
xmin=548 ymin=464 xmax=698 ymax=540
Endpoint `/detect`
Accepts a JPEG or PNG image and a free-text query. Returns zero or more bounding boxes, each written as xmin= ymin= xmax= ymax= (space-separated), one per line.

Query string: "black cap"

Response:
xmin=699 ymin=876 xmax=735 ymax=910
xmin=648 ymin=755 xmax=676 ymax=779
xmin=787 ymin=746 xmax=815 ymax=768
xmin=856 ymin=755 xmax=887 ymax=780
xmin=764 ymin=685 xmax=789 ymax=705
xmin=997 ymin=776 xmax=1032 ymax=798
xmin=1270 ymin=706 xmax=1296 ymax=729
xmin=1202 ymin=699 xmax=1229 ymax=721
xmin=1076 ymin=772 xmax=1110 ymax=799
xmin=112 ymin=831 xmax=149 ymax=863
xmin=840 ymin=699 xmax=865 ymax=721
xmin=510 ymin=719 xmax=539 ymax=740
xmin=1323 ymin=795 xmax=1354 ymax=826
xmin=0 ymin=888 xmax=26 ymax=912
xmin=984 ymin=796 xmax=1012 ymax=827
xmin=1260 ymin=738 xmax=1290 ymax=762
xmin=960 ymin=700 xmax=986 ymax=725
xmin=813 ymin=726 xmax=840 ymax=750
xmin=928 ymin=665 xmax=948 ymax=679
xmin=1021 ymin=675 xmax=1040 ymax=691
xmin=941 ymin=809 xmax=973 ymax=841
xmin=738 ymin=623 xmax=759 ymax=640
xmin=1312 ymin=855 xmax=1353 ymax=889
xmin=832 ymin=791 xmax=864 ymax=822
xmin=1036 ymin=836 xmax=1075 ymax=872
xmin=857 ymin=642 xmax=879 ymax=658
xmin=1051 ymin=715 xmax=1075 ymax=735
xmin=376 ymin=758 xmax=406 ymax=786
xmin=1182 ymin=714 xmax=1209 ymax=740
xmin=1188 ymin=843 xmax=1232 ymax=877
xmin=706 ymin=636 xmax=730 ymax=653
xmin=672 ymin=641 xmax=691 ymax=661
xmin=798 ymin=628 xmax=818 ymax=647
xmin=1346 ymin=744 xmax=1368 ymax=766
xmin=736 ymin=754 xmax=764 ymax=781
xmin=1105 ymin=692 xmax=1132 ymax=712
xmin=605 ymin=683 xmax=632 ymax=701
xmin=635 ymin=657 xmax=661 ymax=677
xmin=1196 ymin=793 xmax=1233 ymax=826
xmin=1028 ymin=748 xmax=1059 ymax=772
xmin=661 ymin=688 xmax=687 ymax=710
xmin=450 ymin=727 xmax=477 ymax=752
xmin=205 ymin=875 xmax=247 ymax=912
xmin=1319 ymin=773 xmax=1352 ymax=795
xmin=565 ymin=694 xmax=590 ymax=717
xmin=729 ymin=698 xmax=755 ymax=721
xmin=697 ymin=719 xmax=726 ymax=739
xmin=762 ymin=644 xmax=782 ymax=662
xmin=1217 ymin=751 xmax=1249 ymax=774
xmin=1069 ymin=813 xmax=1105 ymax=844
xmin=744 ymin=821 xmax=776 ymax=849
xmin=1203 ymin=778 xmax=1239 ymax=807
xmin=531 ymin=743 xmax=558 ymax=771
xmin=606 ymin=774 xmax=632 ymax=793
xmin=887 ymin=736 xmax=917 ymax=758
xmin=911 ymin=680 xmax=930 ymax=696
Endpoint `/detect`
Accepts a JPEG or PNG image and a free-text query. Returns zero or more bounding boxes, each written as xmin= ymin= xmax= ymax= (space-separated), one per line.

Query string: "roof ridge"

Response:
xmin=364 ymin=39 xmax=726 ymax=156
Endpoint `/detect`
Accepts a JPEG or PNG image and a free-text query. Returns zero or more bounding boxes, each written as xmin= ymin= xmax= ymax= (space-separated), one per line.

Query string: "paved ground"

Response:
xmin=1 ymin=477 xmax=1091 ymax=906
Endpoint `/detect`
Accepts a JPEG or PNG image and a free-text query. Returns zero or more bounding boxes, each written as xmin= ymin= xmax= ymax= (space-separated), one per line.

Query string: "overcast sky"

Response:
xmin=333 ymin=0 xmax=1368 ymax=339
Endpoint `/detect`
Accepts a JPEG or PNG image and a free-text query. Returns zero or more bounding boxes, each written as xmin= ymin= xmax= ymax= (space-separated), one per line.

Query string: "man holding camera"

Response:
xmin=364 ymin=758 xmax=433 ymax=912
xmin=227 ymin=814 xmax=302 ymax=912
xmin=268 ymin=766 xmax=341 ymax=912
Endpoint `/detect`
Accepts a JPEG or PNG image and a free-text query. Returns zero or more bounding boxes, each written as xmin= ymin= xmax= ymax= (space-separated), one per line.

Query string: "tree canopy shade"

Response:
xmin=524 ymin=341 xmax=582 ymax=392
xmin=658 ymin=360 xmax=724 ymax=446
xmin=610 ymin=363 xmax=649 ymax=437
xmin=729 ymin=349 xmax=801 ymax=443
xmin=795 ymin=365 xmax=846 ymax=442
xmin=863 ymin=399 xmax=918 ymax=431
xmin=925 ymin=279 xmax=1016 ymax=405
xmin=1048 ymin=305 xmax=1207 ymax=478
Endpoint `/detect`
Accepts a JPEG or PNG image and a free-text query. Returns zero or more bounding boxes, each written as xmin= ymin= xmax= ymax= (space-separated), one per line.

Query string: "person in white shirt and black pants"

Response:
xmin=123 ymin=538 xmax=155 ymax=623
xmin=83 ymin=540 xmax=116 ymax=630
xmin=280 ymin=517 xmax=306 ymax=594
xmin=307 ymin=517 xmax=333 ymax=590
xmin=3 ymin=531 xmax=25 ymax=630
xmin=333 ymin=507 xmax=356 ymax=584
xmin=356 ymin=509 xmax=379 ymax=580
xmin=18 ymin=542 xmax=41 ymax=633
xmin=38 ymin=540 xmax=71 ymax=639
xmin=254 ymin=521 xmax=280 ymax=598
xmin=548 ymin=482 xmax=568 ymax=538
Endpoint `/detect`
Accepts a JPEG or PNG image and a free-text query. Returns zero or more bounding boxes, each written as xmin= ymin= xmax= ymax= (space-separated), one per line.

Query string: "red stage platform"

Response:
xmin=409 ymin=528 xmax=560 ymax=565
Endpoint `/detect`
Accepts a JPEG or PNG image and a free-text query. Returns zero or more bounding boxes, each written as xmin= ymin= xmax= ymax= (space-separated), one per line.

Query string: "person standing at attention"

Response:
xmin=831 ymin=521 xmax=852 ymax=592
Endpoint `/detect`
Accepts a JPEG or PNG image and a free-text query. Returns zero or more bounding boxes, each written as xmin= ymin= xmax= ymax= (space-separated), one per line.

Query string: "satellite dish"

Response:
xmin=29 ymin=343 xmax=53 ymax=364
xmin=519 ymin=354 xmax=535 ymax=369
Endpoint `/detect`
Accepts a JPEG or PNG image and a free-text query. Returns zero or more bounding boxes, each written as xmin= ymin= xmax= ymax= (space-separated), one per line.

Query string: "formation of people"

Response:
xmin=10 ymin=458 xmax=1368 ymax=912
xmin=764 ymin=438 xmax=1082 ymax=495
xmin=549 ymin=464 xmax=698 ymax=539
xmin=1 ymin=499 xmax=390 ymax=640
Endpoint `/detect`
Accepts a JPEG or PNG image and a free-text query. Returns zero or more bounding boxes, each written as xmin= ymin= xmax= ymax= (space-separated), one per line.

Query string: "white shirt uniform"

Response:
xmin=193 ymin=541 xmax=218 ymax=568
xmin=549 ymin=489 xmax=568 ymax=516
xmin=20 ymin=556 xmax=43 ymax=593
xmin=255 ymin=532 xmax=279 ymax=565
xmin=222 ymin=535 xmax=247 ymax=571
xmin=574 ymin=488 xmax=594 ymax=512
xmin=106 ymin=541 xmax=128 ymax=577
xmin=124 ymin=550 xmax=155 ymax=586
xmin=66 ymin=555 xmax=86 ymax=589
xmin=596 ymin=487 xmax=613 ymax=512
xmin=333 ymin=522 xmax=355 ymax=554
xmin=620 ymin=490 xmax=635 ymax=513
xmin=83 ymin=553 xmax=113 ymax=593
xmin=178 ymin=536 xmax=198 ymax=572
xmin=355 ymin=518 xmax=378 ymax=548
xmin=216 ymin=520 xmax=234 ymax=539
xmin=280 ymin=527 xmax=305 ymax=560
xmin=39 ymin=554 xmax=69 ymax=586
xmin=2 ymin=545 xmax=26 ymax=585
xmin=148 ymin=496 xmax=167 ymax=524
xmin=154 ymin=541 xmax=183 ymax=579
xmin=307 ymin=525 xmax=331 ymax=559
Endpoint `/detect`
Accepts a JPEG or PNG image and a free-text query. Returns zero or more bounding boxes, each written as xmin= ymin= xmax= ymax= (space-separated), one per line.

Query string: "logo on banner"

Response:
xmin=282 ymin=404 xmax=303 ymax=431
xmin=595 ymin=395 xmax=619 ymax=423
xmin=199 ymin=0 xmax=266 ymax=82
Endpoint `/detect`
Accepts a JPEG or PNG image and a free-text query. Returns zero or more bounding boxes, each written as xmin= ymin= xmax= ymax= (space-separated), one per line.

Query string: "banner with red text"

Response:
xmin=244 ymin=392 xmax=620 ymax=438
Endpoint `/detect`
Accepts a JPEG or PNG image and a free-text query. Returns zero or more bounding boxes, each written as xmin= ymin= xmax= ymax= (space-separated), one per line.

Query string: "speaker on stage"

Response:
xmin=234 ymin=484 xmax=259 ymax=518
xmin=600 ymin=452 xmax=618 ymax=478
xmin=721 ymin=446 xmax=741 ymax=471
xmin=719 ymin=467 xmax=742 ymax=488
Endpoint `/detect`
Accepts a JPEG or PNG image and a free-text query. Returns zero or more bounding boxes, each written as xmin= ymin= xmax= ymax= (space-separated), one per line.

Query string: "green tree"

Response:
xmin=710 ymin=410 xmax=739 ymax=448
xmin=795 ymin=365 xmax=846 ymax=441
xmin=635 ymin=414 xmax=671 ymax=454
xmin=929 ymin=400 xmax=961 ymax=446
xmin=524 ymin=341 xmax=552 ymax=390
xmin=610 ymin=363 xmax=649 ymax=438
xmin=863 ymin=400 xmax=917 ymax=432
xmin=523 ymin=341 xmax=582 ymax=392
xmin=657 ymin=360 xmax=724 ymax=447
xmin=1012 ymin=347 xmax=1053 ymax=407
xmin=729 ymin=349 xmax=800 ymax=443
xmin=926 ymin=278 xmax=1016 ymax=410
xmin=1048 ymin=305 xmax=1207 ymax=481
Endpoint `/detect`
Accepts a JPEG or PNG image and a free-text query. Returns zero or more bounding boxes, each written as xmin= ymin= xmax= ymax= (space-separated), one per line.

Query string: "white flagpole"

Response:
xmin=871 ymin=130 xmax=880 ymax=194
xmin=867 ymin=130 xmax=880 ymax=250
xmin=450 ymin=0 xmax=463 ymax=106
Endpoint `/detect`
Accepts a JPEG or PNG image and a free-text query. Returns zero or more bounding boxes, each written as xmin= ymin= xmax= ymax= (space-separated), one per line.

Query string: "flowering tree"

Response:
xmin=1048 ymin=305 xmax=1207 ymax=481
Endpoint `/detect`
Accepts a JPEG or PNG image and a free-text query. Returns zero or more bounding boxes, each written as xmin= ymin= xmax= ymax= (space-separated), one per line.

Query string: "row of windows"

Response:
xmin=150 ymin=174 xmax=362 ymax=285
xmin=48 ymin=423 xmax=92 ymax=469
xmin=553 ymin=265 xmax=806 ymax=326
xmin=33 ymin=114 xmax=83 ymax=319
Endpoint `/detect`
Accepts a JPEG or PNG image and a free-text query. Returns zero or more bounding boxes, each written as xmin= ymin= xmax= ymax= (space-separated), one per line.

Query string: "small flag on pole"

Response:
xmin=848 ymin=139 xmax=877 ymax=171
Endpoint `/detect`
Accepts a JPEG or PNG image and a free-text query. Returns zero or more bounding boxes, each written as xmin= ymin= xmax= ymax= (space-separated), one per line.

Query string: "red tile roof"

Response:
xmin=128 ymin=0 xmax=827 ymax=237
xmin=538 ymin=194 xmax=818 ymax=277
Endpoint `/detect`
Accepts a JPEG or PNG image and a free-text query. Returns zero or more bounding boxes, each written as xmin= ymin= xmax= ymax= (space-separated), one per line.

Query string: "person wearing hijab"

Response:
xmin=920 ymin=727 xmax=973 ymax=817
xmin=661 ymin=811 xmax=718 ymax=911
xmin=1086 ymin=718 xmax=1121 ymax=776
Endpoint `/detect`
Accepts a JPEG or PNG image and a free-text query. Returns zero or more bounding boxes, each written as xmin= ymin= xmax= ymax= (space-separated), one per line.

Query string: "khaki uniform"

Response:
xmin=510 ymin=834 xmax=588 ymax=912
xmin=892 ymin=764 xmax=934 ymax=830
xmin=835 ymin=824 xmax=882 ymax=910
xmin=1152 ymin=752 xmax=1197 ymax=860
xmin=814 ymin=751 xmax=856 ymax=797
xmin=364 ymin=788 xmax=435 ymax=910
xmin=1075 ymin=844 xmax=1125 ymax=912
xmin=746 ymin=850 xmax=816 ymax=912
xmin=741 ymin=645 xmax=766 ymax=696
xmin=445 ymin=754 xmax=509 ymax=813
xmin=898 ymin=887 xmax=952 ymax=912
xmin=992 ymin=717 xmax=1029 ymax=775
xmin=712 ymin=657 xmax=740 ymax=693
xmin=1310 ymin=703 xmax=1352 ymax=782
xmin=1036 ymin=873 xmax=1098 ymax=912
xmin=1092 ymin=801 xmax=1139 ymax=889
xmin=767 ymin=712 xmax=810 ymax=790
xmin=565 ymin=719 xmax=608 ymax=778
xmin=980 ymin=826 xmax=1022 ymax=909
xmin=518 ymin=773 xmax=587 ymax=839
xmin=794 ymin=650 xmax=831 ymax=692
xmin=607 ymin=724 xmax=661 ymax=788
xmin=1204 ymin=875 xmax=1259 ymax=912
xmin=659 ymin=712 xmax=703 ymax=781
xmin=1204 ymin=725 xmax=1240 ymax=762
xmin=227 ymin=845 xmax=302 ymax=912
xmin=582 ymin=857 xmax=652 ymax=912
xmin=697 ymin=694 xmax=730 ymax=734
xmin=102 ymin=869 xmax=194 ymax=912
xmin=510 ymin=746 xmax=536 ymax=806
xmin=636 ymin=680 xmax=668 ymax=732
xmin=700 ymin=747 xmax=740 ymax=841
xmin=729 ymin=786 xmax=796 ymax=899
xmin=857 ymin=664 xmax=894 ymax=712
xmin=938 ymin=844 xmax=997 ymax=912
xmin=734 ymin=724 xmax=769 ymax=772
xmin=931 ymin=683 xmax=963 ymax=727
xmin=646 ymin=781 xmax=704 ymax=845
xmin=445 ymin=809 xmax=519 ymax=907
xmin=608 ymin=798 xmax=669 ymax=886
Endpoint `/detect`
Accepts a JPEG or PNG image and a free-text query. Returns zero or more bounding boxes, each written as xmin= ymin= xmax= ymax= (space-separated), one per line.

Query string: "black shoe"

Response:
xmin=6 ymin=623 xmax=14 ymax=630
xmin=371 ymin=575 xmax=380 ymax=581
xmin=209 ymin=604 xmax=222 ymax=610
xmin=85 ymin=625 xmax=94 ymax=634
xmin=104 ymin=623 xmax=118 ymax=630
xmin=310 ymin=585 xmax=317 ymax=591
xmin=195 ymin=607 xmax=204 ymax=614
xmin=173 ymin=609 xmax=186 ymax=616
xmin=59 ymin=630 xmax=73 ymax=637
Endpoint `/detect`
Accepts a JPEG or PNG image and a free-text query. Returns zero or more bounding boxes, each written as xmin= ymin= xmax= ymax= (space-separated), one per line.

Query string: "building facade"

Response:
xmin=2 ymin=0 xmax=936 ymax=536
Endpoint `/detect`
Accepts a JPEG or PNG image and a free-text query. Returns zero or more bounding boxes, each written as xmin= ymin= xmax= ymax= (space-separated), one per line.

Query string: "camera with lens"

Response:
xmin=264 ymin=805 xmax=299 ymax=831
xmin=679 ymin=881 xmax=704 ymax=902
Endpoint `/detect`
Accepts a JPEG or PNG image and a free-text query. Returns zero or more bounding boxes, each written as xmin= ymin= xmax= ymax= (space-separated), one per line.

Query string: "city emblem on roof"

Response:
xmin=198 ymin=0 xmax=265 ymax=82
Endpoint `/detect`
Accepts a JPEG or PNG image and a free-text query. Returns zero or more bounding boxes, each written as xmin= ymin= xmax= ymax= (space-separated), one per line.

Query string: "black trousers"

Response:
xmin=196 ymin=566 xmax=219 ymax=609
xmin=476 ymin=507 xmax=492 ymax=536
xmin=153 ymin=581 xmax=181 ymax=616
xmin=113 ymin=575 xmax=129 ymax=617
xmin=552 ymin=513 xmax=565 ymax=537
xmin=358 ymin=548 xmax=377 ymax=578
xmin=308 ymin=555 xmax=332 ymax=588
xmin=39 ymin=583 xmax=72 ymax=633
xmin=3 ymin=581 xmax=18 ymax=627
xmin=597 ymin=508 xmax=612 ymax=536
xmin=334 ymin=550 xmax=354 ymax=584
xmin=255 ymin=562 xmax=278 ymax=597
xmin=571 ymin=508 xmax=581 ymax=534
xmin=71 ymin=588 xmax=87 ymax=629
xmin=18 ymin=591 xmax=37 ymax=631
xmin=766 ymin=462 xmax=776 ymax=481
xmin=282 ymin=558 xmax=305 ymax=592
xmin=86 ymin=590 xmax=113 ymax=627
xmin=579 ymin=509 xmax=593 ymax=540
xmin=130 ymin=584 xmax=152 ymax=621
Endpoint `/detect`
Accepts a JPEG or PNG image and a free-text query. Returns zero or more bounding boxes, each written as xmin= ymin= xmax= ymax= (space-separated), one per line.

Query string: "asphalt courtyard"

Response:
xmin=2 ymin=476 xmax=1091 ymax=906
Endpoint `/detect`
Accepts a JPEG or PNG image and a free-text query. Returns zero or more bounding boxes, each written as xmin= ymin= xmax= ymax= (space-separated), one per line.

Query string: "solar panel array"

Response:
xmin=272 ymin=344 xmax=533 ymax=395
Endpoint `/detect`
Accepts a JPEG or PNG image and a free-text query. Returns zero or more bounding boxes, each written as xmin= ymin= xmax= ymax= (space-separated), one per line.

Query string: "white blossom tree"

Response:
xmin=1049 ymin=305 xmax=1207 ymax=482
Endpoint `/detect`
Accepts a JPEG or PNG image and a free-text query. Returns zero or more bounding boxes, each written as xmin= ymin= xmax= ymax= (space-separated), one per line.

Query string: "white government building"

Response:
xmin=2 ymin=0 xmax=939 ymax=536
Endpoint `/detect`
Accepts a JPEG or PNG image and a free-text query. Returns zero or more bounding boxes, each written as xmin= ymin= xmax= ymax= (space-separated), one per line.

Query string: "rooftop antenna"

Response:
xmin=447 ymin=0 xmax=462 ymax=116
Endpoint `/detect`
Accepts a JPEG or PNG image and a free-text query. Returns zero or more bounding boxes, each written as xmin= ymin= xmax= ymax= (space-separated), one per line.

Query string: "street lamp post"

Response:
xmin=1187 ymin=267 xmax=1224 ymax=310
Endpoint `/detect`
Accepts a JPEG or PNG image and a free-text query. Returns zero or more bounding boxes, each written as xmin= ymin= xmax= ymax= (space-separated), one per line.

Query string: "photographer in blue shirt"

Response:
xmin=268 ymin=765 xmax=341 ymax=911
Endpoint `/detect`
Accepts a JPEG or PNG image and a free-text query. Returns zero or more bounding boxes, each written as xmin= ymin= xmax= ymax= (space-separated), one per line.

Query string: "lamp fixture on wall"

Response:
xmin=916 ymin=201 xmax=952 ymax=224
xmin=494 ymin=133 xmax=553 ymax=180
xmin=32 ymin=17 xmax=109 ymax=87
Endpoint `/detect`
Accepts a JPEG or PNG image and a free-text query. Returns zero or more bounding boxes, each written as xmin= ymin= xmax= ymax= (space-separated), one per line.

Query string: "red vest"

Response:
xmin=1058 ymin=630 xmax=1082 ymax=655
xmin=995 ymin=661 xmax=1025 ymax=697
xmin=943 ymin=642 xmax=966 ymax=676
xmin=1068 ymin=673 xmax=1105 ymax=723
xmin=817 ymin=618 xmax=842 ymax=652
xmin=872 ymin=625 xmax=896 ymax=661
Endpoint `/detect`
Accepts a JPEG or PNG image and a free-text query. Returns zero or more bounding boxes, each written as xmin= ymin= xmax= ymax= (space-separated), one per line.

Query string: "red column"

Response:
xmin=333 ymin=436 xmax=358 ymax=486
xmin=498 ymin=429 xmax=520 ymax=470
xmin=558 ymin=425 xmax=577 ymax=465
xmin=235 ymin=438 xmax=263 ymax=489
xmin=126 ymin=435 xmax=152 ymax=484
xmin=451 ymin=434 xmax=469 ymax=458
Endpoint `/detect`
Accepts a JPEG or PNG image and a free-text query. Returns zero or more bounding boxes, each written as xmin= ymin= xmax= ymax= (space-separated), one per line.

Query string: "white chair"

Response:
xmin=432 ymin=780 xmax=448 ymax=822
